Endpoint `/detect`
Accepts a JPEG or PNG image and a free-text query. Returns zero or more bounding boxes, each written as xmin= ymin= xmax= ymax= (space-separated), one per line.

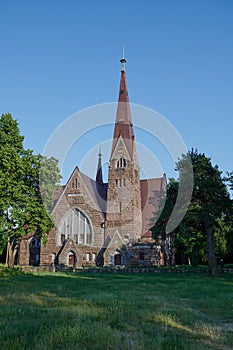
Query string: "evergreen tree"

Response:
xmin=176 ymin=149 xmax=232 ymax=275
xmin=152 ymin=149 xmax=233 ymax=275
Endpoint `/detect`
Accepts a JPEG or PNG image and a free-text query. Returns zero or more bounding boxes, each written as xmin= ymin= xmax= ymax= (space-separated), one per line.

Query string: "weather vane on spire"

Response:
xmin=120 ymin=45 xmax=126 ymax=72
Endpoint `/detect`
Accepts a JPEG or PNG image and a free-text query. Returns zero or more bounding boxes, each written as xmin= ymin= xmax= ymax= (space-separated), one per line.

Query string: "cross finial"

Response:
xmin=120 ymin=45 xmax=126 ymax=72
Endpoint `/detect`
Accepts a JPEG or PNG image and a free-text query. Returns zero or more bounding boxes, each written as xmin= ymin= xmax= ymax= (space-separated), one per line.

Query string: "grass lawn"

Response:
xmin=0 ymin=268 xmax=232 ymax=350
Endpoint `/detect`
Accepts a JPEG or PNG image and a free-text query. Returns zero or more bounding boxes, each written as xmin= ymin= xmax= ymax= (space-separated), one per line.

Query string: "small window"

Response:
xmin=117 ymin=157 xmax=126 ymax=168
xmin=86 ymin=253 xmax=90 ymax=261
xmin=116 ymin=179 xmax=118 ymax=187
xmin=92 ymin=253 xmax=96 ymax=262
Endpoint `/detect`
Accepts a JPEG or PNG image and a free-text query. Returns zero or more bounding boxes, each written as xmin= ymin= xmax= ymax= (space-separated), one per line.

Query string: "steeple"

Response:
xmin=96 ymin=147 xmax=103 ymax=184
xmin=106 ymin=53 xmax=142 ymax=243
xmin=111 ymin=53 xmax=135 ymax=159
xmin=106 ymin=54 xmax=141 ymax=242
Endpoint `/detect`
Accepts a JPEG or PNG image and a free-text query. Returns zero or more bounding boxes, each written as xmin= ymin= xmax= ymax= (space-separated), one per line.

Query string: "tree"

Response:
xmin=176 ymin=149 xmax=232 ymax=276
xmin=152 ymin=150 xmax=233 ymax=275
xmin=39 ymin=155 xmax=62 ymax=212
xmin=0 ymin=113 xmax=61 ymax=268
xmin=175 ymin=224 xmax=207 ymax=266
xmin=221 ymin=172 xmax=233 ymax=262
xmin=225 ymin=171 xmax=233 ymax=193
xmin=152 ymin=178 xmax=178 ymax=266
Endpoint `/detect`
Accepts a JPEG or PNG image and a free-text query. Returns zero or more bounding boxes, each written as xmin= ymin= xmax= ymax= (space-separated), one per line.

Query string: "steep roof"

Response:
xmin=140 ymin=174 xmax=166 ymax=236
xmin=80 ymin=171 xmax=107 ymax=217
xmin=52 ymin=185 xmax=65 ymax=208
xmin=111 ymin=57 xmax=135 ymax=159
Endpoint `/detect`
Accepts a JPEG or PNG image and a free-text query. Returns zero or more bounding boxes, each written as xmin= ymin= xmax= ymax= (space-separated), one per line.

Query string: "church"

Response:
xmin=18 ymin=56 xmax=166 ymax=268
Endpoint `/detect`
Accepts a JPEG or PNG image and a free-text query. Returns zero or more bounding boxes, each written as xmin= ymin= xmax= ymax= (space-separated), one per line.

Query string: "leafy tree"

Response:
xmin=175 ymin=225 xmax=206 ymax=266
xmin=0 ymin=113 xmax=61 ymax=268
xmin=39 ymin=155 xmax=62 ymax=212
xmin=176 ymin=149 xmax=232 ymax=276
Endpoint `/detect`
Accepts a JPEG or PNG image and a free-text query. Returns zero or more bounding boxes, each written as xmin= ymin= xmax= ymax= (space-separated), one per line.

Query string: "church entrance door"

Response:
xmin=68 ymin=253 xmax=75 ymax=266
xmin=114 ymin=253 xmax=122 ymax=266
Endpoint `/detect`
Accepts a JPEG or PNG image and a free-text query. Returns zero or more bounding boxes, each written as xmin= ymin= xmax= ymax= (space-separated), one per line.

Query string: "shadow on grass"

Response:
xmin=0 ymin=271 xmax=233 ymax=350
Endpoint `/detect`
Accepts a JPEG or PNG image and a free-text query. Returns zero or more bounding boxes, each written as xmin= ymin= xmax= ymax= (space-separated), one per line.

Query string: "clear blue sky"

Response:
xmin=1 ymin=0 xmax=233 ymax=183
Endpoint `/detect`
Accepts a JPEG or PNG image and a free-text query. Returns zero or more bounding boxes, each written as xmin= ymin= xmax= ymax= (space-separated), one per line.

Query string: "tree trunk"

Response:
xmin=6 ymin=237 xmax=10 ymax=266
xmin=204 ymin=221 xmax=218 ymax=276
xmin=6 ymin=239 xmax=17 ymax=269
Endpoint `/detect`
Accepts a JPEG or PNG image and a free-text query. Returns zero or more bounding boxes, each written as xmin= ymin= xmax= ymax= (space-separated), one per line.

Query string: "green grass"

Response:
xmin=0 ymin=268 xmax=232 ymax=349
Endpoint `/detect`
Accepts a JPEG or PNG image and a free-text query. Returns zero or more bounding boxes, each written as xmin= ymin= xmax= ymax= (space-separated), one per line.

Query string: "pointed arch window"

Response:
xmin=117 ymin=157 xmax=126 ymax=168
xmin=57 ymin=209 xmax=93 ymax=246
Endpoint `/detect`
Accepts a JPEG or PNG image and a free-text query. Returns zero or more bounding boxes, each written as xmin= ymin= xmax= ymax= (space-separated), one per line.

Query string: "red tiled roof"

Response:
xmin=140 ymin=175 xmax=166 ymax=235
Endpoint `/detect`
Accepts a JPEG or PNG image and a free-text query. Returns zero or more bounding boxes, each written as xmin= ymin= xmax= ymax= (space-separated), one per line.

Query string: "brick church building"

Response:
xmin=18 ymin=56 xmax=166 ymax=268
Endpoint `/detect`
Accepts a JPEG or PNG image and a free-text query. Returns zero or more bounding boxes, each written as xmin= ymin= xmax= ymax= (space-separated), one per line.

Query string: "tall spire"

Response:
xmin=96 ymin=147 xmax=103 ymax=184
xmin=111 ymin=53 xmax=135 ymax=158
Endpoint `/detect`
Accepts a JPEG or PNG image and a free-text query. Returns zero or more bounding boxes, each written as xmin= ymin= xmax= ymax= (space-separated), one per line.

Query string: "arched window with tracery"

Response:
xmin=57 ymin=209 xmax=93 ymax=246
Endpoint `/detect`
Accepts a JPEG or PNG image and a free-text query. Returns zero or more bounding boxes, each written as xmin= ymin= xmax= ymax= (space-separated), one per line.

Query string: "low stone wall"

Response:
xmin=18 ymin=265 xmax=233 ymax=274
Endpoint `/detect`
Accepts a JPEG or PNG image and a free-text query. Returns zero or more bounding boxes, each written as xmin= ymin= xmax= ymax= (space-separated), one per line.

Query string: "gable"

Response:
xmin=51 ymin=166 xmax=106 ymax=223
xmin=111 ymin=135 xmax=131 ymax=161
xmin=104 ymin=229 xmax=126 ymax=250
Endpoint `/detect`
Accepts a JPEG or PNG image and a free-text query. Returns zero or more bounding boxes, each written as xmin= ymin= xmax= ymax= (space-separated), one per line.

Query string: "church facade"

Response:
xmin=18 ymin=57 xmax=166 ymax=268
